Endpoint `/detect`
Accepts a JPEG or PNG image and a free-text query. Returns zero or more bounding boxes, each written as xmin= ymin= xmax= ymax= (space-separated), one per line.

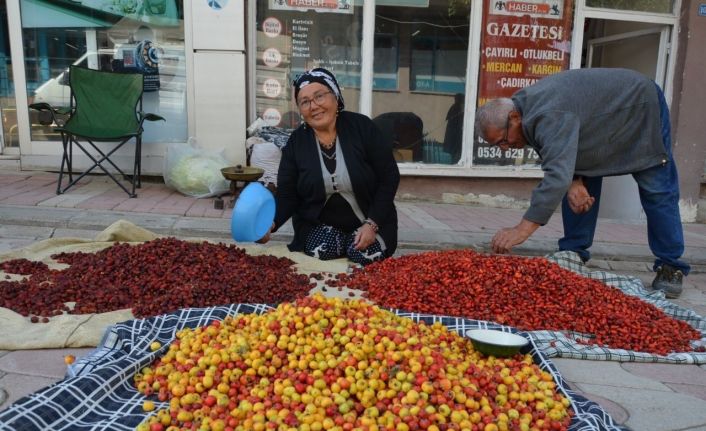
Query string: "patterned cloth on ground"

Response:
xmin=543 ymin=251 xmax=706 ymax=364
xmin=0 ymin=304 xmax=626 ymax=431
xmin=305 ymin=224 xmax=385 ymax=265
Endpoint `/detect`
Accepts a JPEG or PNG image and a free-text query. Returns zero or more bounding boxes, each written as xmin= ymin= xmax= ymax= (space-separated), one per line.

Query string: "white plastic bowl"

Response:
xmin=465 ymin=329 xmax=529 ymax=357
xmin=231 ymin=182 xmax=275 ymax=242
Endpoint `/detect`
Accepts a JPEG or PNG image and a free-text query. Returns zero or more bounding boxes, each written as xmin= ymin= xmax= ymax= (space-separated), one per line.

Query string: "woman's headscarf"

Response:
xmin=293 ymin=67 xmax=345 ymax=112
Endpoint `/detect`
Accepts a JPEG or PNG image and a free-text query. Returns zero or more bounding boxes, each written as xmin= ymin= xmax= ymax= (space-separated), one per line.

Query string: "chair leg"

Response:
xmin=67 ymin=138 xmax=73 ymax=183
xmin=130 ymin=137 xmax=139 ymax=197
xmin=57 ymin=134 xmax=69 ymax=195
xmin=137 ymin=138 xmax=142 ymax=189
xmin=62 ymin=139 xmax=134 ymax=197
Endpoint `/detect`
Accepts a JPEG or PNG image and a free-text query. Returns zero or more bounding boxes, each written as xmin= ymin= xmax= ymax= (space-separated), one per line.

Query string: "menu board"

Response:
xmin=473 ymin=0 xmax=573 ymax=167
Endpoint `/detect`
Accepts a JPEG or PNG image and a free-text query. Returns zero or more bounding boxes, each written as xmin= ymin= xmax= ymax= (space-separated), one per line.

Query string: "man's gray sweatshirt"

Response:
xmin=511 ymin=68 xmax=668 ymax=225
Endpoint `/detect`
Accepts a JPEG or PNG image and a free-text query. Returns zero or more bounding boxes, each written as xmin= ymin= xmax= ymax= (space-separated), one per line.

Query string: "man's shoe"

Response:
xmin=652 ymin=264 xmax=684 ymax=298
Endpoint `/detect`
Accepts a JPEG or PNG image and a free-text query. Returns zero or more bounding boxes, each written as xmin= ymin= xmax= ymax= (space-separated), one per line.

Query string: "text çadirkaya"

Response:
xmin=486 ymin=22 xmax=564 ymax=40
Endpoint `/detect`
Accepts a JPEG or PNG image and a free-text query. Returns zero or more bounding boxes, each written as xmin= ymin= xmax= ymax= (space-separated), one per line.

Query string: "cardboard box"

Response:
xmin=393 ymin=149 xmax=414 ymax=162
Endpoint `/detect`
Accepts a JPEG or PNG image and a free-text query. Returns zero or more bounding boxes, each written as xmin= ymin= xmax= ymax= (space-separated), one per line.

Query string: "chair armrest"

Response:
xmin=139 ymin=112 xmax=166 ymax=122
xmin=29 ymin=102 xmax=53 ymax=112
xmin=29 ymin=103 xmax=71 ymax=126
xmin=29 ymin=103 xmax=71 ymax=115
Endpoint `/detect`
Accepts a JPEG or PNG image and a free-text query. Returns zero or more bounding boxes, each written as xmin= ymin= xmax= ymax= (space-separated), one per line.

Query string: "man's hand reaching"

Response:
xmin=490 ymin=219 xmax=541 ymax=254
xmin=567 ymin=177 xmax=595 ymax=214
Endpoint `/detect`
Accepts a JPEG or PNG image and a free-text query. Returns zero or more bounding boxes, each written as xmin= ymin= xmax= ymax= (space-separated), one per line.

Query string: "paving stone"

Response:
xmin=0 ymin=387 xmax=6 ymax=407
xmin=567 ymin=387 xmax=629 ymax=425
xmin=586 ymin=260 xmax=613 ymax=271
xmin=51 ymin=228 xmax=104 ymax=240
xmin=576 ymin=383 xmax=706 ymax=431
xmin=172 ymin=217 xmax=231 ymax=238
xmin=0 ymin=239 xmax=41 ymax=253
xmin=38 ymin=182 xmax=112 ymax=208
xmin=68 ymin=211 xmax=179 ymax=232
xmin=621 ymin=363 xmax=706 ymax=386
xmin=552 ymin=358 xmax=670 ymax=391
xmin=0 ymin=225 xmax=54 ymax=240
xmin=0 ymin=373 xmax=59 ymax=410
xmin=0 ymin=206 xmax=75 ymax=228
xmin=605 ymin=260 xmax=653 ymax=273
xmin=397 ymin=205 xmax=451 ymax=230
xmin=664 ymin=383 xmax=706 ymax=401
xmin=0 ymin=348 xmax=93 ymax=379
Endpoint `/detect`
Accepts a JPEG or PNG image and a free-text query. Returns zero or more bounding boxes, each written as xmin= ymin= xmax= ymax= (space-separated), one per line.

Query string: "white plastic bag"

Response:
xmin=248 ymin=137 xmax=281 ymax=186
xmin=163 ymin=137 xmax=230 ymax=198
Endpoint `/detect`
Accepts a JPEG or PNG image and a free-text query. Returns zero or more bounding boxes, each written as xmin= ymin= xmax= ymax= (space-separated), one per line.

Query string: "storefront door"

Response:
xmin=583 ymin=19 xmax=671 ymax=221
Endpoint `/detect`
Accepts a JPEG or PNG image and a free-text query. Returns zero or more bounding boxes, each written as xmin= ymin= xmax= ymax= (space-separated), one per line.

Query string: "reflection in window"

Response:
xmin=373 ymin=34 xmax=398 ymax=90
xmin=372 ymin=2 xmax=470 ymax=165
xmin=20 ymin=0 xmax=186 ymax=143
xmin=585 ymin=0 xmax=673 ymax=14
xmin=0 ymin=0 xmax=16 ymax=149
xmin=411 ymin=33 xmax=467 ymax=94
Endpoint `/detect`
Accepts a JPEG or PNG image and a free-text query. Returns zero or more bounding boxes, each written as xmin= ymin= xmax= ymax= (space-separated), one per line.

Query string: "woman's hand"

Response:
xmin=353 ymin=223 xmax=377 ymax=250
xmin=256 ymin=223 xmax=275 ymax=244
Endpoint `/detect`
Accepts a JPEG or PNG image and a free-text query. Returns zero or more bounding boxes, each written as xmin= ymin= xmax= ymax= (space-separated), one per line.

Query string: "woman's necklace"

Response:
xmin=317 ymin=133 xmax=337 ymax=160
xmin=317 ymin=133 xmax=336 ymax=150
xmin=320 ymin=144 xmax=336 ymax=160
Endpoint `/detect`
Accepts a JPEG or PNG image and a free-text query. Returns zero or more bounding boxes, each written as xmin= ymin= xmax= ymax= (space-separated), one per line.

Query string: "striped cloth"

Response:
xmin=544 ymin=251 xmax=706 ymax=363
xmin=0 ymin=304 xmax=626 ymax=431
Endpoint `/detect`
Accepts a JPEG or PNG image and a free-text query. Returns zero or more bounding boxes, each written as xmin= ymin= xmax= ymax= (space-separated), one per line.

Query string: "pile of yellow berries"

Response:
xmin=135 ymin=295 xmax=572 ymax=431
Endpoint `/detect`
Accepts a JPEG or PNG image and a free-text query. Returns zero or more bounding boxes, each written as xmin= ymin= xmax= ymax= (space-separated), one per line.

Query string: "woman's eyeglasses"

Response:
xmin=298 ymin=91 xmax=333 ymax=110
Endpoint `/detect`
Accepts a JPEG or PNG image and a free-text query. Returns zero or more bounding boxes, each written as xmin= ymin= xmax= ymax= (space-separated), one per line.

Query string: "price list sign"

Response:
xmin=473 ymin=0 xmax=573 ymax=167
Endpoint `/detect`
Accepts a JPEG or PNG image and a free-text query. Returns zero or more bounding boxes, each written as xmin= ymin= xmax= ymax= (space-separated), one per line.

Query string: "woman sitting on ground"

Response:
xmin=258 ymin=67 xmax=400 ymax=265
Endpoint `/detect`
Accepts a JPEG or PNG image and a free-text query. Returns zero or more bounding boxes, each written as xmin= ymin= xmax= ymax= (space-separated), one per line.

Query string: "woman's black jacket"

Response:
xmin=273 ymin=111 xmax=400 ymax=256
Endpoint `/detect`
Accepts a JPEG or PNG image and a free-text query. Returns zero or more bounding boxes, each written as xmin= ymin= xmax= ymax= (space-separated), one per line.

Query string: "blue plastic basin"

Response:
xmin=231 ymin=182 xmax=275 ymax=242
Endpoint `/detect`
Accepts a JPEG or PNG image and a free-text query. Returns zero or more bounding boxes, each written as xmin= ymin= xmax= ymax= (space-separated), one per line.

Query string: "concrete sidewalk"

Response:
xmin=3 ymin=171 xmax=706 ymax=264
xmin=1 ymin=171 xmax=706 ymax=430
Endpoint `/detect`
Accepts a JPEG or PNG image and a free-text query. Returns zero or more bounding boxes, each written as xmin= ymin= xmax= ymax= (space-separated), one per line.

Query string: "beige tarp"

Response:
xmin=0 ymin=220 xmax=354 ymax=350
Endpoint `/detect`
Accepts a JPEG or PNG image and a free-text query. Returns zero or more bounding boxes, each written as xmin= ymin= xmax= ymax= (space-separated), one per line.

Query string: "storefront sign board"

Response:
xmin=473 ymin=0 xmax=574 ymax=166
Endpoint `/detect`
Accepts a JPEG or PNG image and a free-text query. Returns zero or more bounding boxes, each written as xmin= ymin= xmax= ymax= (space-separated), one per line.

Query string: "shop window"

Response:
xmin=411 ymin=33 xmax=466 ymax=94
xmin=373 ymin=1 xmax=470 ymax=165
xmin=255 ymin=1 xmax=364 ymax=128
xmin=373 ymin=33 xmax=398 ymax=91
xmin=585 ymin=0 xmax=674 ymax=14
xmin=20 ymin=0 xmax=187 ymax=144
xmin=0 ymin=0 xmax=17 ymax=150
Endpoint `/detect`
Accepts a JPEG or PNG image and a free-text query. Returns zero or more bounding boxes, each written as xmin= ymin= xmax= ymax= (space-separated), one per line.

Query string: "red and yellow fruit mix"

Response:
xmin=135 ymin=295 xmax=572 ymax=431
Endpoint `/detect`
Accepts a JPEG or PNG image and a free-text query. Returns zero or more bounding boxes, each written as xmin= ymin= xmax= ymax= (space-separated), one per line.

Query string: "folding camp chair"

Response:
xmin=30 ymin=66 xmax=165 ymax=197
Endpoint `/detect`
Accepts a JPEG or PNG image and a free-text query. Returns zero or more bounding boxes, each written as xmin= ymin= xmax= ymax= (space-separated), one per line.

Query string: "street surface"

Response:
xmin=1 ymin=171 xmax=706 ymax=430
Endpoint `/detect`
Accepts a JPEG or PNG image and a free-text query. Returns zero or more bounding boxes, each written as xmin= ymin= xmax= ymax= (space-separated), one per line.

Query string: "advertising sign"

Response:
xmin=256 ymin=0 xmax=363 ymax=125
xmin=270 ymin=0 xmax=353 ymax=14
xmin=473 ymin=0 xmax=573 ymax=167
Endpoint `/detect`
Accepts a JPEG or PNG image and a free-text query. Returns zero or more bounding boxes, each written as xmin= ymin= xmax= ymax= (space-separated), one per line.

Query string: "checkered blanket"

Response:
xmin=544 ymin=251 xmax=706 ymax=363
xmin=0 ymin=304 xmax=626 ymax=431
